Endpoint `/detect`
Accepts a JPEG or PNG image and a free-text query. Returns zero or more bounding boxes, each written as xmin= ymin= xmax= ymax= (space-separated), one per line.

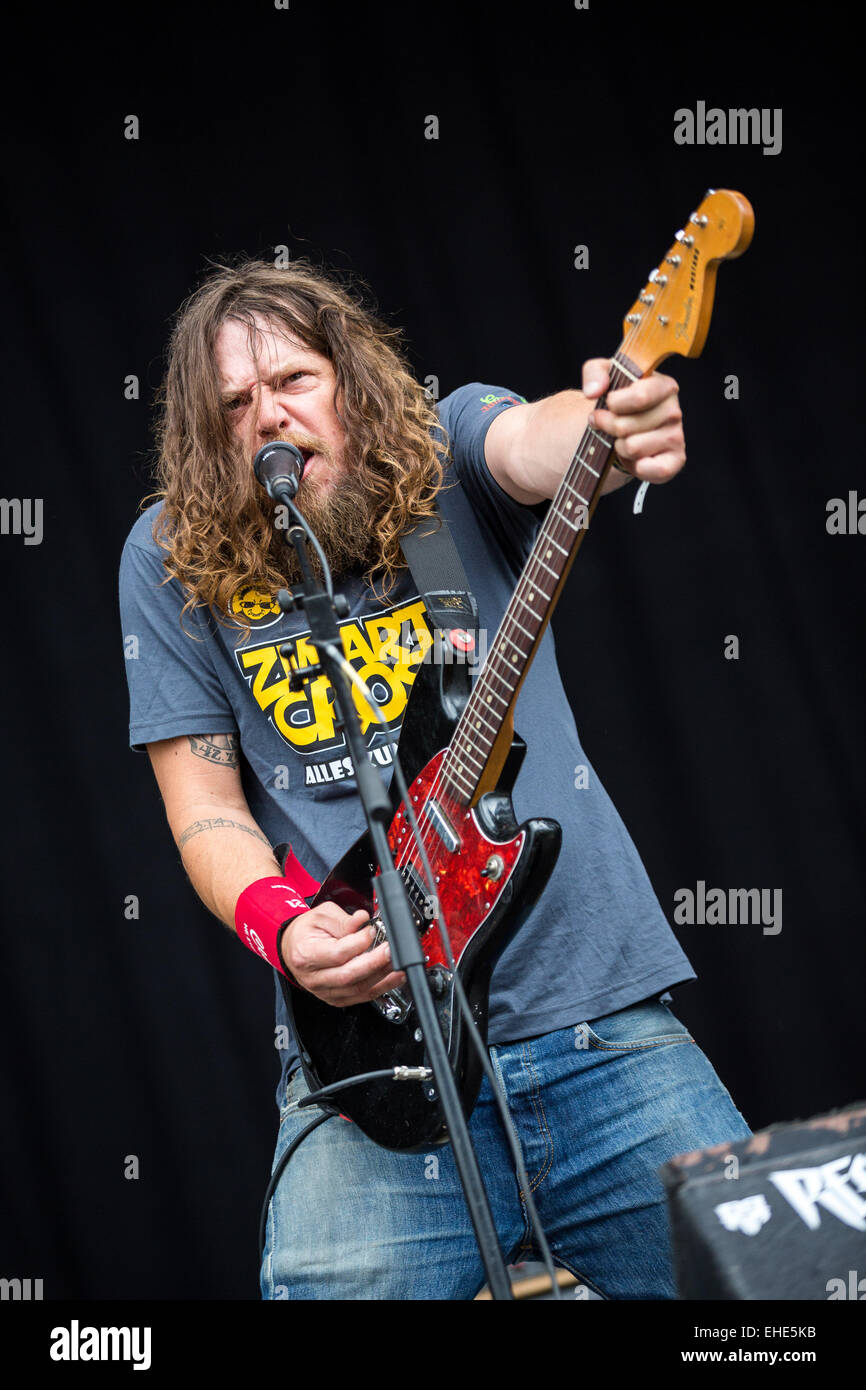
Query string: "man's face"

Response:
xmin=214 ymin=314 xmax=346 ymax=500
xmin=214 ymin=312 xmax=381 ymax=585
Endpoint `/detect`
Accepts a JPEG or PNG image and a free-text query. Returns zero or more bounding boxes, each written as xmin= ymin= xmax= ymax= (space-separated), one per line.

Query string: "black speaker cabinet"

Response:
xmin=660 ymin=1101 xmax=866 ymax=1299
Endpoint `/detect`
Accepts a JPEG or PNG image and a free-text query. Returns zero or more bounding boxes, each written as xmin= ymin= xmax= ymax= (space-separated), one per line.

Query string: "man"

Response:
xmin=119 ymin=258 xmax=750 ymax=1300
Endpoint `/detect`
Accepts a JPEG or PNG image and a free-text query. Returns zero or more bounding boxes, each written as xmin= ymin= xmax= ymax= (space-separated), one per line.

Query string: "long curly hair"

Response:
xmin=147 ymin=258 xmax=448 ymax=629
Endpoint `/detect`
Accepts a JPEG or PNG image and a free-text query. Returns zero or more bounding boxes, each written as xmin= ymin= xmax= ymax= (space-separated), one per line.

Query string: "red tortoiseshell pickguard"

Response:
xmin=380 ymin=749 xmax=524 ymax=970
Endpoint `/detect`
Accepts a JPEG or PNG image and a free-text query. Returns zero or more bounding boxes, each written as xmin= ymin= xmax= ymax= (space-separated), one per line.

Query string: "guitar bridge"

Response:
xmin=367 ymin=915 xmax=413 ymax=1024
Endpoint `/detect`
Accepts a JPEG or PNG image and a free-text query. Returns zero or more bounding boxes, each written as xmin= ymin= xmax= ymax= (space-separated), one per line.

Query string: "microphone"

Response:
xmin=253 ymin=442 xmax=306 ymax=504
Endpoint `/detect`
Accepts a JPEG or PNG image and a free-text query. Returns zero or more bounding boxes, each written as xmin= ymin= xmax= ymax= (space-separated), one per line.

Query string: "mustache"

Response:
xmin=247 ymin=430 xmax=336 ymax=473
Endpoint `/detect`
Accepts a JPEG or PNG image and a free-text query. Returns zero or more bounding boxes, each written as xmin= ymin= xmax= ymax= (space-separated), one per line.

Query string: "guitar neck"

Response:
xmin=438 ymin=350 xmax=642 ymax=807
xmin=430 ymin=187 xmax=755 ymax=806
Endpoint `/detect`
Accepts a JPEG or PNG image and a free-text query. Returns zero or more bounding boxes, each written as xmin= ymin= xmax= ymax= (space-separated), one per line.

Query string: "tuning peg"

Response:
xmin=689 ymin=212 xmax=709 ymax=226
xmin=665 ymin=253 xmax=682 ymax=266
xmin=648 ymin=270 xmax=668 ymax=286
xmin=675 ymin=230 xmax=695 ymax=246
xmin=638 ymin=292 xmax=655 ymax=304
xmin=704 ymin=187 xmax=716 ymax=197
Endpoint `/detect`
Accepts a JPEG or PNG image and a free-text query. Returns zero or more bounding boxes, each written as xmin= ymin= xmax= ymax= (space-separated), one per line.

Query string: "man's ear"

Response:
xmin=332 ymin=381 xmax=347 ymax=432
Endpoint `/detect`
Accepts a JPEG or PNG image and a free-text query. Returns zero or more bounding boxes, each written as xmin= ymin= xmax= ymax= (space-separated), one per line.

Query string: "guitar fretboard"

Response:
xmin=438 ymin=351 xmax=641 ymax=806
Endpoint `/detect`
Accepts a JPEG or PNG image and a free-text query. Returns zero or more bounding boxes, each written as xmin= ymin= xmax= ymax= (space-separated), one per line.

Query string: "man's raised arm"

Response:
xmin=482 ymin=357 xmax=686 ymax=506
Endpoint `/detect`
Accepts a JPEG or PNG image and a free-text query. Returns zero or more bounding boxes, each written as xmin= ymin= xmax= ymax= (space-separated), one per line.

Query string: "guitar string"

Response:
xmin=383 ymin=357 xmax=634 ymax=912
xmin=384 ymin=232 xmax=682 ymax=917
xmin=399 ymin=253 xmax=661 ymax=839
xmin=386 ymin=344 xmax=645 ymax=897
xmin=387 ymin=342 xmax=640 ymax=850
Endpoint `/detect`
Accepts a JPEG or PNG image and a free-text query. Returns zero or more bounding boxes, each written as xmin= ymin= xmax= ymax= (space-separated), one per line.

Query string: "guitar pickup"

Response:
xmin=424 ymin=798 xmax=459 ymax=852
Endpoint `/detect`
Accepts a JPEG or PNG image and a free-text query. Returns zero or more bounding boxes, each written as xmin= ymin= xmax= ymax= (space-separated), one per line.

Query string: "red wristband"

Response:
xmin=235 ymin=861 xmax=320 ymax=978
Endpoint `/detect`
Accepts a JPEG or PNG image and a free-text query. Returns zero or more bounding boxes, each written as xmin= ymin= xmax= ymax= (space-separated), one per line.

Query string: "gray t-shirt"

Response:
xmin=119 ymin=382 xmax=695 ymax=1100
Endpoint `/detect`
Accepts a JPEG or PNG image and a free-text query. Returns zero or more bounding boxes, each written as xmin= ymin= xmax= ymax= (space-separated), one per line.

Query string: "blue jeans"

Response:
xmin=260 ymin=996 xmax=751 ymax=1299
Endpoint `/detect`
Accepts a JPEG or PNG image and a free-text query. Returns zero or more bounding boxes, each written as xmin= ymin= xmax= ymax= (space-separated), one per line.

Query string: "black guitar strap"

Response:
xmin=273 ymin=501 xmax=478 ymax=879
xmin=398 ymin=502 xmax=480 ymax=655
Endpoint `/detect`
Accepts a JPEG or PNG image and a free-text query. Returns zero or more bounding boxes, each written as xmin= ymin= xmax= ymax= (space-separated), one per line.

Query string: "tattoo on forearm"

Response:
xmin=178 ymin=817 xmax=272 ymax=851
xmin=187 ymin=733 xmax=240 ymax=767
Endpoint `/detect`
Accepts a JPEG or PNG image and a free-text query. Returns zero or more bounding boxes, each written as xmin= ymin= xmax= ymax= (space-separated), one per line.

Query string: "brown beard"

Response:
xmin=260 ymin=434 xmax=382 ymax=590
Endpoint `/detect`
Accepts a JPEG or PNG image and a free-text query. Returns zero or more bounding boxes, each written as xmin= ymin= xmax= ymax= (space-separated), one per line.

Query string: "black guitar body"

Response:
xmin=279 ymin=646 xmax=561 ymax=1151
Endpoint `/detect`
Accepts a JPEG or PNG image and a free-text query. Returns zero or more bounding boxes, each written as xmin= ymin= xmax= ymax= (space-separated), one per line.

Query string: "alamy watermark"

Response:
xmin=674 ymin=102 xmax=782 ymax=157
xmin=0 ymin=498 xmax=43 ymax=545
xmin=826 ymin=492 xmax=866 ymax=534
xmin=49 ymin=1321 xmax=151 ymax=1370
xmin=1 ymin=1276 xmax=43 ymax=1300
xmin=674 ymin=881 xmax=782 ymax=935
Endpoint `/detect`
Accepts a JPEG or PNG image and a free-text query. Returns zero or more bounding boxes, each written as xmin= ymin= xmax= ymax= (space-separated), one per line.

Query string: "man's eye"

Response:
xmin=224 ymin=397 xmax=247 ymax=412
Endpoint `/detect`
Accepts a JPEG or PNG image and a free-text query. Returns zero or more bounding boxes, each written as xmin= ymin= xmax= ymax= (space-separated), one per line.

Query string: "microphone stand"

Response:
xmin=273 ymin=489 xmax=513 ymax=1302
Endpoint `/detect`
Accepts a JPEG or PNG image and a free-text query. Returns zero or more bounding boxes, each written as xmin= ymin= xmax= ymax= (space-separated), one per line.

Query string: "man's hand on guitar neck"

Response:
xmin=483 ymin=358 xmax=686 ymax=506
xmin=584 ymin=358 xmax=685 ymax=494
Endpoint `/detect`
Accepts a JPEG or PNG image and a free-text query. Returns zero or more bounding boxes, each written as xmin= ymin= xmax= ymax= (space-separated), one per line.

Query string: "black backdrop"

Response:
xmin=1 ymin=1 xmax=863 ymax=1300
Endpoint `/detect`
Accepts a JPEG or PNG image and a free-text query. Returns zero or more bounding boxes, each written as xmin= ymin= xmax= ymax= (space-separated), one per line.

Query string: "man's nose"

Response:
xmin=255 ymin=385 xmax=293 ymax=435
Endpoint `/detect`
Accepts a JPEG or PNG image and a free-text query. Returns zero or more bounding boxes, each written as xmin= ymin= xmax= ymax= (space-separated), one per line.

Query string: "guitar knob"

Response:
xmin=481 ymin=854 xmax=504 ymax=881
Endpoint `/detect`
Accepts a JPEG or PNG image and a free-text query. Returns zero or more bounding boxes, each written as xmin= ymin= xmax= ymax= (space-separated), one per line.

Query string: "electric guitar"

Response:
xmin=282 ymin=189 xmax=755 ymax=1151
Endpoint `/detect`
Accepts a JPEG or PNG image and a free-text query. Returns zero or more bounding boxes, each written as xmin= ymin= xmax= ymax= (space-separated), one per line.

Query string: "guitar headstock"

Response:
xmin=620 ymin=189 xmax=754 ymax=374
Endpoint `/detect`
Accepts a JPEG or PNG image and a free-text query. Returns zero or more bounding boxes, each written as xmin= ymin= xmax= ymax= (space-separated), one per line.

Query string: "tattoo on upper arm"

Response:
xmin=178 ymin=818 xmax=272 ymax=851
xmin=187 ymin=733 xmax=240 ymax=767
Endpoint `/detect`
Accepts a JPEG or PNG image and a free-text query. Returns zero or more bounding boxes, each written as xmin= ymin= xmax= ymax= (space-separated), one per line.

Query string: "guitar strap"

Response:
xmin=273 ymin=501 xmax=477 ymax=882
xmin=398 ymin=501 xmax=480 ymax=657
